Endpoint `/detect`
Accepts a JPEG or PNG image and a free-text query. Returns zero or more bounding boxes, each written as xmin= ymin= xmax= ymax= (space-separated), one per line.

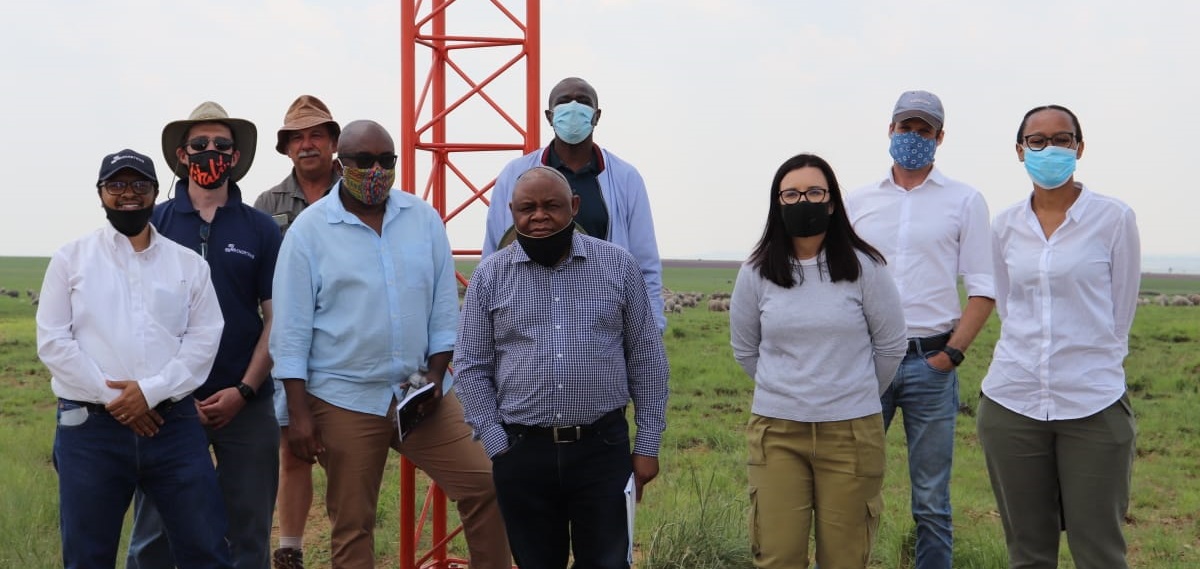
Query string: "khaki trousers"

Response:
xmin=977 ymin=394 xmax=1135 ymax=569
xmin=310 ymin=392 xmax=511 ymax=569
xmin=747 ymin=413 xmax=885 ymax=569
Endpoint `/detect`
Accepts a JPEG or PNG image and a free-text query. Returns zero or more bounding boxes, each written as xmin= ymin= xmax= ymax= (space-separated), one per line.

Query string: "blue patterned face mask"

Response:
xmin=889 ymin=131 xmax=937 ymax=170
xmin=1023 ymin=145 xmax=1077 ymax=189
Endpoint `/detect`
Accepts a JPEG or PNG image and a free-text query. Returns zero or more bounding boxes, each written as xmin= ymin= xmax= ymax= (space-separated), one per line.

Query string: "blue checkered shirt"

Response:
xmin=454 ymin=233 xmax=670 ymax=458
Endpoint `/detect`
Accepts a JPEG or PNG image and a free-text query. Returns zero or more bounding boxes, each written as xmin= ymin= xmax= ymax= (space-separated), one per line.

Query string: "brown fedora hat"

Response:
xmin=276 ymin=95 xmax=340 ymax=154
xmin=162 ymin=101 xmax=257 ymax=182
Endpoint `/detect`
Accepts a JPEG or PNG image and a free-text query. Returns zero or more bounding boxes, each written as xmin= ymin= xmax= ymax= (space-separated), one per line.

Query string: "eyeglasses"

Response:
xmin=339 ymin=153 xmax=398 ymax=169
xmin=97 ymin=180 xmax=157 ymax=195
xmin=186 ymin=136 xmax=235 ymax=153
xmin=1022 ymin=132 xmax=1076 ymax=152
xmin=779 ymin=188 xmax=829 ymax=204
xmin=198 ymin=223 xmax=210 ymax=259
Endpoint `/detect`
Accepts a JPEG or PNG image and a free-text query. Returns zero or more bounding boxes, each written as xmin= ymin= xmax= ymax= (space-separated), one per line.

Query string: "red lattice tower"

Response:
xmin=398 ymin=1 xmax=539 ymax=567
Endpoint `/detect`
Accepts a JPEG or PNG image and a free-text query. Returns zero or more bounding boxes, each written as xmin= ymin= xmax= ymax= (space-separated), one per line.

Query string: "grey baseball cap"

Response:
xmin=892 ymin=90 xmax=944 ymax=130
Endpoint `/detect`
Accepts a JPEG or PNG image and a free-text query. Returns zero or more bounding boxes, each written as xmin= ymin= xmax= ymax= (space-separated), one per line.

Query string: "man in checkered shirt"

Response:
xmin=455 ymin=166 xmax=670 ymax=569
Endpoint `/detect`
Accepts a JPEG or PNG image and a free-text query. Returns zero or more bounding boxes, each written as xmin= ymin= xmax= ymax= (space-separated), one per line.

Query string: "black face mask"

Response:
xmin=780 ymin=201 xmax=832 ymax=238
xmin=515 ymin=222 xmax=575 ymax=267
xmin=104 ymin=206 xmax=154 ymax=237
xmin=187 ymin=150 xmax=234 ymax=190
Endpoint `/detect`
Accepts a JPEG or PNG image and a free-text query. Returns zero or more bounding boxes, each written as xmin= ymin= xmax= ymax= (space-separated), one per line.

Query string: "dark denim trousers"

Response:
xmin=126 ymin=395 xmax=279 ymax=569
xmin=54 ymin=397 xmax=232 ymax=569
xmin=491 ymin=412 xmax=633 ymax=569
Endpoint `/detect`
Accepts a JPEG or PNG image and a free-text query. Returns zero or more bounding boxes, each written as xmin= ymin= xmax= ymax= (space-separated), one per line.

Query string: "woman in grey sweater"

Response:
xmin=730 ymin=153 xmax=907 ymax=569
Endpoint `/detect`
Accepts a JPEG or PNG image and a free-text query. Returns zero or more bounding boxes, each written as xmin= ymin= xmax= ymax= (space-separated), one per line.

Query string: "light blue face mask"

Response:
xmin=551 ymin=101 xmax=595 ymax=145
xmin=1023 ymin=145 xmax=1077 ymax=189
xmin=889 ymin=131 xmax=937 ymax=170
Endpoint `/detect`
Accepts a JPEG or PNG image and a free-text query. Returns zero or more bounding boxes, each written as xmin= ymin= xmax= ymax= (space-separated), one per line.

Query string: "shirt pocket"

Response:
xmin=149 ymin=280 xmax=191 ymax=337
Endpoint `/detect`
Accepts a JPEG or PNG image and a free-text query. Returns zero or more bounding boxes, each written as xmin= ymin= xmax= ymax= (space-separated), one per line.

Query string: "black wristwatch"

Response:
xmin=235 ymin=382 xmax=256 ymax=401
xmin=942 ymin=346 xmax=965 ymax=367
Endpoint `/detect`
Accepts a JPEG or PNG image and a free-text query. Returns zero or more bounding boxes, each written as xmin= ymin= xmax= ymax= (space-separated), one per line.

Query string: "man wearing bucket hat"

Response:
xmin=253 ymin=94 xmax=341 ymax=569
xmin=846 ymin=90 xmax=995 ymax=569
xmin=255 ymin=95 xmax=342 ymax=234
xmin=38 ymin=149 xmax=232 ymax=568
xmin=127 ymin=102 xmax=284 ymax=569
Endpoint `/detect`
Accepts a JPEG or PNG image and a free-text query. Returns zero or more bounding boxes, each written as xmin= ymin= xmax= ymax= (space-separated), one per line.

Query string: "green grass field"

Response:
xmin=1 ymin=257 xmax=1198 ymax=568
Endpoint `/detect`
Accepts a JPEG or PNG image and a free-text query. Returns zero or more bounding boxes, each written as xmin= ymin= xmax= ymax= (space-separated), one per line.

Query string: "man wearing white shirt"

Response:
xmin=846 ymin=91 xmax=995 ymax=569
xmin=37 ymin=149 xmax=232 ymax=568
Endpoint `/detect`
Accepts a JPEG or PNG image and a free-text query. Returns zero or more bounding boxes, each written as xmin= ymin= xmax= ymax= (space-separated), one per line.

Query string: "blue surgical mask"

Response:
xmin=1023 ymin=145 xmax=1077 ymax=189
xmin=551 ymin=101 xmax=595 ymax=145
xmin=889 ymin=131 xmax=937 ymax=170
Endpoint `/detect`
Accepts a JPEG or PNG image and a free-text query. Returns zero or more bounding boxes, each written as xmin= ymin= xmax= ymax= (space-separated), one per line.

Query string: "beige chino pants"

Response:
xmin=309 ymin=392 xmax=511 ymax=569
xmin=747 ymin=413 xmax=885 ymax=569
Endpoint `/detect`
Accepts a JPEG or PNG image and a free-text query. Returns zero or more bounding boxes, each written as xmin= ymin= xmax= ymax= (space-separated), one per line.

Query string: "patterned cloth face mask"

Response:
xmin=889 ymin=131 xmax=937 ymax=170
xmin=341 ymin=166 xmax=395 ymax=205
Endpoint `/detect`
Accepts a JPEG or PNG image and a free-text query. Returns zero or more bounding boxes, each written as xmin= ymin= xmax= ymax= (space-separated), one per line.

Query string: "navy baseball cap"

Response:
xmin=98 ymin=149 xmax=158 ymax=183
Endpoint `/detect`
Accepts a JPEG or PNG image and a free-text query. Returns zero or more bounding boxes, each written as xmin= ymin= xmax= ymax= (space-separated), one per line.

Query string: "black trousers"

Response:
xmin=492 ymin=411 xmax=633 ymax=569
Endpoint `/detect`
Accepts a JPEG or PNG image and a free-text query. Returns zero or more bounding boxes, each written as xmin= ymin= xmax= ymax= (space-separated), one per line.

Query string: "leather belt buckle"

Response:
xmin=552 ymin=426 xmax=582 ymax=443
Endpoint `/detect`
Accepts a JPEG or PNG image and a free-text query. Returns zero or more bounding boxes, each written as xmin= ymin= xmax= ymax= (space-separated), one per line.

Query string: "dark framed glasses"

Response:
xmin=97 ymin=180 xmax=157 ymax=196
xmin=198 ymin=223 xmax=210 ymax=259
xmin=187 ymin=136 xmax=235 ymax=153
xmin=779 ymin=188 xmax=829 ymax=204
xmin=339 ymin=153 xmax=398 ymax=169
xmin=1022 ymin=132 xmax=1076 ymax=152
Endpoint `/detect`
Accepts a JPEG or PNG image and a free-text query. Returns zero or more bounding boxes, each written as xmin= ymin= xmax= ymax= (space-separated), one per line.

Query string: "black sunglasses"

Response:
xmin=339 ymin=153 xmax=398 ymax=169
xmin=187 ymin=136 xmax=235 ymax=153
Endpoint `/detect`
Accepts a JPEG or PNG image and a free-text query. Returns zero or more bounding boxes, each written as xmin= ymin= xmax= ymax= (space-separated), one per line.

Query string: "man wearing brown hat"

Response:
xmin=255 ymin=95 xmax=342 ymax=234
xmin=253 ymin=94 xmax=341 ymax=569
xmin=127 ymin=101 xmax=284 ymax=569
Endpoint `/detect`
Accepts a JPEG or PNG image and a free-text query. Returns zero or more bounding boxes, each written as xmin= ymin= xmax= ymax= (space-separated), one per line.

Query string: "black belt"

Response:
xmin=503 ymin=408 xmax=625 ymax=444
xmin=63 ymin=396 xmax=188 ymax=417
xmin=907 ymin=331 xmax=952 ymax=355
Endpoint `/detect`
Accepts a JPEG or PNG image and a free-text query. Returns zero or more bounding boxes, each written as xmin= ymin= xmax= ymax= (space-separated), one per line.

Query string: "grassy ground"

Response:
xmin=2 ymin=257 xmax=1198 ymax=567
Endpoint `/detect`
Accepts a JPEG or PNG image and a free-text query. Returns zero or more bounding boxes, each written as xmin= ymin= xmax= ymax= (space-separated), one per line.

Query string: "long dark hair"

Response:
xmin=748 ymin=153 xmax=885 ymax=288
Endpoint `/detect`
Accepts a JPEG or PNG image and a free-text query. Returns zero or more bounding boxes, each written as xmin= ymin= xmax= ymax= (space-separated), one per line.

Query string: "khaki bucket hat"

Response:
xmin=161 ymin=101 xmax=257 ymax=182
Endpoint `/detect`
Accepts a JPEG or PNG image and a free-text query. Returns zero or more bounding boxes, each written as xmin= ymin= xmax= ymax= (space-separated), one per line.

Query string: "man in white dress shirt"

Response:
xmin=846 ymin=91 xmax=995 ymax=569
xmin=36 ymin=149 xmax=232 ymax=568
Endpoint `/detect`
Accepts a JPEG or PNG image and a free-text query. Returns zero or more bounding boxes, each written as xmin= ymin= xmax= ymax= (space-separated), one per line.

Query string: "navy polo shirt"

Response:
xmin=152 ymin=181 xmax=282 ymax=400
xmin=546 ymin=144 xmax=608 ymax=240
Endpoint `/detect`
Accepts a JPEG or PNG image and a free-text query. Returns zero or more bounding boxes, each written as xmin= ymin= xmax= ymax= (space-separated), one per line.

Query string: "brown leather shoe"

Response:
xmin=273 ymin=547 xmax=304 ymax=569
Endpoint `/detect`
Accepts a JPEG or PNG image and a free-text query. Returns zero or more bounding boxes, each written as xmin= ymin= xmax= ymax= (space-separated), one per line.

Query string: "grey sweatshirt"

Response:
xmin=730 ymin=251 xmax=907 ymax=423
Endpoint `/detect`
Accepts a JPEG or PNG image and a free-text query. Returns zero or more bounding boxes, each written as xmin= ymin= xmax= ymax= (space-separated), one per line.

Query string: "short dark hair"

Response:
xmin=748 ymin=153 xmax=885 ymax=288
xmin=1016 ymin=105 xmax=1083 ymax=143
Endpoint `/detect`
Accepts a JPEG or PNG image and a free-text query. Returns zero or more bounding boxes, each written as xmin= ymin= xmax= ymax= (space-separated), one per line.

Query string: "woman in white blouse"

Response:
xmin=730 ymin=153 xmax=906 ymax=568
xmin=979 ymin=105 xmax=1140 ymax=569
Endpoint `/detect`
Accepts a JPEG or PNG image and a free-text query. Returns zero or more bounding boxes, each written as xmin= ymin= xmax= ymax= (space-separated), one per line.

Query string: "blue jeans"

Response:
xmin=54 ymin=398 xmax=232 ymax=569
xmin=491 ymin=411 xmax=633 ymax=569
xmin=880 ymin=349 xmax=958 ymax=569
xmin=127 ymin=395 xmax=279 ymax=569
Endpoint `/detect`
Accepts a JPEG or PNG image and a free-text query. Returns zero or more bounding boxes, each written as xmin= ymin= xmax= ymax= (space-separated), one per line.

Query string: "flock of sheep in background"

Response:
xmin=0 ymin=288 xmax=37 ymax=305
xmin=1139 ymin=293 xmax=1200 ymax=307
xmin=664 ymin=288 xmax=731 ymax=313
xmin=3 ymin=287 xmax=1198 ymax=311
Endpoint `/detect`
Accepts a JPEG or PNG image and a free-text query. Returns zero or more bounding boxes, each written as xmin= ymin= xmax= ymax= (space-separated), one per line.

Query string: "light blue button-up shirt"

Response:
xmin=270 ymin=186 xmax=458 ymax=417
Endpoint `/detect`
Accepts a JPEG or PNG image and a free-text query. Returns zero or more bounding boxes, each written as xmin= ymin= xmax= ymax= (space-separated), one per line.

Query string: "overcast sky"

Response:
xmin=1 ymin=0 xmax=1195 ymax=264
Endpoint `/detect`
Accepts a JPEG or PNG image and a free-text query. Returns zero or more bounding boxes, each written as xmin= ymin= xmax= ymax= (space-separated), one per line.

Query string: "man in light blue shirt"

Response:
xmin=269 ymin=120 xmax=510 ymax=569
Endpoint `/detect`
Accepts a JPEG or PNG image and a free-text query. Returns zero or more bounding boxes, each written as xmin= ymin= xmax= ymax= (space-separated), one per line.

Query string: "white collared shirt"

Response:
xmin=36 ymin=224 xmax=224 ymax=408
xmin=983 ymin=185 xmax=1140 ymax=420
xmin=847 ymin=167 xmax=995 ymax=337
